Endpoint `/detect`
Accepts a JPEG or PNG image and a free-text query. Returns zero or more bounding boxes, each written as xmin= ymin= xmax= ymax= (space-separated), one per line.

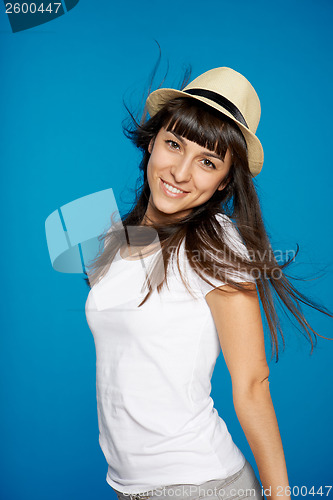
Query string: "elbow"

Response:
xmin=232 ymin=372 xmax=271 ymax=403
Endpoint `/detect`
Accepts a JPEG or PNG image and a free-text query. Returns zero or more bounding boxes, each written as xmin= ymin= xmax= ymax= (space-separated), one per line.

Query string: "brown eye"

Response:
xmin=165 ymin=140 xmax=180 ymax=150
xmin=202 ymin=158 xmax=216 ymax=169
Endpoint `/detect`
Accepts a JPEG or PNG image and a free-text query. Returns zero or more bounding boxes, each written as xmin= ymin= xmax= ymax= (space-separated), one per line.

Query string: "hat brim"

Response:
xmin=146 ymin=88 xmax=264 ymax=177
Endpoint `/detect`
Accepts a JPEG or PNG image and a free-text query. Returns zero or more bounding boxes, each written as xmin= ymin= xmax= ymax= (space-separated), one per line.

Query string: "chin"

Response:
xmin=150 ymin=196 xmax=182 ymax=215
xmin=154 ymin=202 xmax=180 ymax=216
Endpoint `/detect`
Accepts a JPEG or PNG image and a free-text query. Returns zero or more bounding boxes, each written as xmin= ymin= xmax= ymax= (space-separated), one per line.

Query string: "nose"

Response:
xmin=170 ymin=155 xmax=192 ymax=184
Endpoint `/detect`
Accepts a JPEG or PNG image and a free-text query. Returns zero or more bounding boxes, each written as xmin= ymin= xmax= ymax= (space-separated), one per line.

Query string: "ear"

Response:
xmin=148 ymin=137 xmax=155 ymax=154
xmin=217 ymin=179 xmax=229 ymax=191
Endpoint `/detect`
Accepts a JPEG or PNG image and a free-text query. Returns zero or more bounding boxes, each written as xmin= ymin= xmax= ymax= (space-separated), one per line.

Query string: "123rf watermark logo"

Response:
xmin=3 ymin=0 xmax=80 ymax=33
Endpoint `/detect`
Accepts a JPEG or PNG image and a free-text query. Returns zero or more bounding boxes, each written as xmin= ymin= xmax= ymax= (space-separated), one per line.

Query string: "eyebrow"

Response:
xmin=167 ymin=130 xmax=225 ymax=162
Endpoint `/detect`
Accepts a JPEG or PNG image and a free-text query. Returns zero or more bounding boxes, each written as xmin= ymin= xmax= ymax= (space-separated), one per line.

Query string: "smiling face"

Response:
xmin=143 ymin=127 xmax=233 ymax=224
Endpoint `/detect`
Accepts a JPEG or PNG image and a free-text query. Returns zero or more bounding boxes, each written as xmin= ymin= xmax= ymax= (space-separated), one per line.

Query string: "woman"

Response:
xmin=84 ymin=66 xmax=332 ymax=500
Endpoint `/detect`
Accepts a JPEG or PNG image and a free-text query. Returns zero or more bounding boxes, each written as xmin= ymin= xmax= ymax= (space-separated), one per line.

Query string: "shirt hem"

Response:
xmin=105 ymin=453 xmax=246 ymax=495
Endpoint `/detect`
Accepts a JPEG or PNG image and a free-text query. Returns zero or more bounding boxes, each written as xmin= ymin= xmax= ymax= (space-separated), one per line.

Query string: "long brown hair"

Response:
xmin=84 ymin=74 xmax=333 ymax=363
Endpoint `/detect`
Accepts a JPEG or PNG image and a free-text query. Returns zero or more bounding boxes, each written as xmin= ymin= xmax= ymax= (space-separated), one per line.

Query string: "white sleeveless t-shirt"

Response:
xmin=85 ymin=213 xmax=256 ymax=494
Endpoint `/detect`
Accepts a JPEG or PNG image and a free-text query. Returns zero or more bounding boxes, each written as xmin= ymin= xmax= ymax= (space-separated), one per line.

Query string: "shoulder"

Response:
xmin=178 ymin=212 xmax=248 ymax=262
xmin=170 ymin=213 xmax=253 ymax=298
xmin=214 ymin=212 xmax=239 ymax=233
xmin=213 ymin=213 xmax=249 ymax=256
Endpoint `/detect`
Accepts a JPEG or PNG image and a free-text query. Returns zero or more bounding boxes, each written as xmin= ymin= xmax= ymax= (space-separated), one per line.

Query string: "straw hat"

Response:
xmin=145 ymin=67 xmax=264 ymax=177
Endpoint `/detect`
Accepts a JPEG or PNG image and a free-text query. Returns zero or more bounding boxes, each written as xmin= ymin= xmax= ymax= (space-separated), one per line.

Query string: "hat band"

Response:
xmin=183 ymin=88 xmax=249 ymax=129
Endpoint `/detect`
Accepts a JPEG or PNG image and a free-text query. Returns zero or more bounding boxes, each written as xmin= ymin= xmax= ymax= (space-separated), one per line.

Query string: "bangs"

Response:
xmin=162 ymin=98 xmax=234 ymax=160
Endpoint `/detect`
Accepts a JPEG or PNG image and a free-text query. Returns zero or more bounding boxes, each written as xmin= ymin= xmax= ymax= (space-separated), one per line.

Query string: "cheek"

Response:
xmin=148 ymin=151 xmax=169 ymax=178
xmin=147 ymin=160 xmax=153 ymax=185
xmin=147 ymin=158 xmax=159 ymax=189
xmin=195 ymin=174 xmax=222 ymax=195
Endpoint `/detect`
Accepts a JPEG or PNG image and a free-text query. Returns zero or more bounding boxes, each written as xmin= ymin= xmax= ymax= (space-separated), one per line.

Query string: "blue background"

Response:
xmin=1 ymin=1 xmax=332 ymax=499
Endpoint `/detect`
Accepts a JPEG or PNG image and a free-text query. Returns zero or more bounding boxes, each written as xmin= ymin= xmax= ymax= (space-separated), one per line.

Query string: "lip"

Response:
xmin=160 ymin=178 xmax=189 ymax=198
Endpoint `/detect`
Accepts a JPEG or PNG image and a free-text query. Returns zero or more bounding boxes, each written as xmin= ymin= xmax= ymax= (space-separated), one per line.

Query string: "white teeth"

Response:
xmin=163 ymin=181 xmax=185 ymax=194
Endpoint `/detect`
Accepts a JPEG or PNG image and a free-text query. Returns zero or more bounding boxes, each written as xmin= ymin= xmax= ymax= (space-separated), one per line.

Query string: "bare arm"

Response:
xmin=206 ymin=284 xmax=291 ymax=500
